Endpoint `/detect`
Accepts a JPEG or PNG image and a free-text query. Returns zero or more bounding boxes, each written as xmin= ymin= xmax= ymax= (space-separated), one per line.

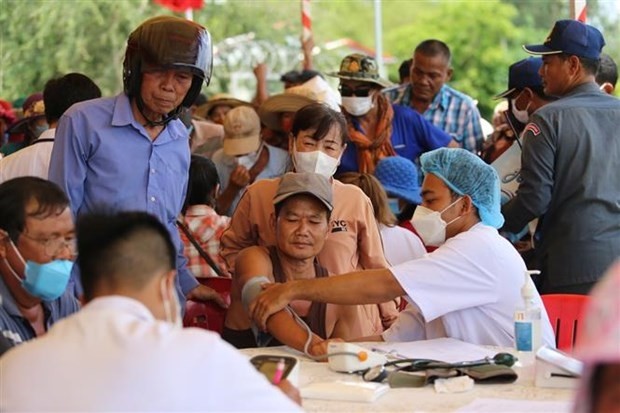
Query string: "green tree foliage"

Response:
xmin=0 ymin=0 xmax=172 ymax=98
xmin=1 ymin=0 xmax=618 ymax=117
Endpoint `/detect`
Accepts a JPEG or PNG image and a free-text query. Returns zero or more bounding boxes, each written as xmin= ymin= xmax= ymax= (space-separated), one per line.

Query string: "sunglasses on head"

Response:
xmin=339 ymin=85 xmax=373 ymax=97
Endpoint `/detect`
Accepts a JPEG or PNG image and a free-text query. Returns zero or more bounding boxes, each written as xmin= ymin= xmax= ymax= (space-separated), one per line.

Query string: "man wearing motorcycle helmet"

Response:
xmin=49 ymin=16 xmax=225 ymax=307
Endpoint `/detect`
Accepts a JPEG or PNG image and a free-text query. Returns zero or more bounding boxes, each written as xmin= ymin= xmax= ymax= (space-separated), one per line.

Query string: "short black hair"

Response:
xmin=291 ymin=102 xmax=349 ymax=144
xmin=43 ymin=73 xmax=101 ymax=124
xmin=77 ymin=211 xmax=176 ymax=302
xmin=0 ymin=177 xmax=69 ymax=243
xmin=398 ymin=59 xmax=412 ymax=82
xmin=596 ymin=53 xmax=618 ymax=87
xmin=183 ymin=155 xmax=220 ymax=212
xmin=414 ymin=39 xmax=451 ymax=65
xmin=559 ymin=53 xmax=600 ymax=76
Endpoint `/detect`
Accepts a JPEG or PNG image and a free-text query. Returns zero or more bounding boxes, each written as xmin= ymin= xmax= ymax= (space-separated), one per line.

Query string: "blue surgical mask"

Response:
xmin=22 ymin=260 xmax=73 ymax=301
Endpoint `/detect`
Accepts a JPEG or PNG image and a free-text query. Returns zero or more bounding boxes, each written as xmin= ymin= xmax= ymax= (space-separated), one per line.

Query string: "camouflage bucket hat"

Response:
xmin=328 ymin=53 xmax=393 ymax=88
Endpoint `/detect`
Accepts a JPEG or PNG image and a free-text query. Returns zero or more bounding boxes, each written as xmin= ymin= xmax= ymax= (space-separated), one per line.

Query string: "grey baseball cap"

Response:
xmin=273 ymin=172 xmax=333 ymax=212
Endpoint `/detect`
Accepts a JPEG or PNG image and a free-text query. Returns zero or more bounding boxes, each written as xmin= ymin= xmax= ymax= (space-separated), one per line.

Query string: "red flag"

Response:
xmin=153 ymin=0 xmax=203 ymax=12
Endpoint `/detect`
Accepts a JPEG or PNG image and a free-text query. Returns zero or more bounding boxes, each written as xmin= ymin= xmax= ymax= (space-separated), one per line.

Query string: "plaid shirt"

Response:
xmin=180 ymin=205 xmax=231 ymax=278
xmin=384 ymin=84 xmax=484 ymax=154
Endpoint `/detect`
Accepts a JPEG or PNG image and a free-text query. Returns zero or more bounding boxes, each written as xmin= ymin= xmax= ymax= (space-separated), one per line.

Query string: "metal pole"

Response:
xmin=373 ymin=0 xmax=385 ymax=78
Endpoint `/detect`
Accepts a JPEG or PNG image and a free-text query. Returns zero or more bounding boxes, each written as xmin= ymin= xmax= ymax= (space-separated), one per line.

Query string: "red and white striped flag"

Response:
xmin=301 ymin=0 xmax=312 ymax=42
xmin=572 ymin=0 xmax=587 ymax=22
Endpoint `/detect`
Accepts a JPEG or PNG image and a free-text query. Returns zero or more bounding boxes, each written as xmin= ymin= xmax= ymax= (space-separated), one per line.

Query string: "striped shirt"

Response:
xmin=384 ymin=84 xmax=484 ymax=154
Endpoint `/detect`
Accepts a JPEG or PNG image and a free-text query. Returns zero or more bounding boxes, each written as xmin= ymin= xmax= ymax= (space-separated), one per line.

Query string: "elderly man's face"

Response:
xmin=140 ymin=68 xmax=193 ymax=117
xmin=410 ymin=52 xmax=452 ymax=102
xmin=16 ymin=203 xmax=75 ymax=264
xmin=275 ymin=195 xmax=330 ymax=261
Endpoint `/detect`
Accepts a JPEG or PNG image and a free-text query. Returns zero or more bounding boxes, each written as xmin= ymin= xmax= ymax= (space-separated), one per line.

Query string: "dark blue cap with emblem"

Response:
xmin=523 ymin=19 xmax=605 ymax=60
xmin=495 ymin=57 xmax=543 ymax=99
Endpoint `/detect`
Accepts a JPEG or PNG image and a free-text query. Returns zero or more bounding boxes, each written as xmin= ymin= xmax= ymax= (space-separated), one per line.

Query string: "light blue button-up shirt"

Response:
xmin=49 ymin=93 xmax=198 ymax=297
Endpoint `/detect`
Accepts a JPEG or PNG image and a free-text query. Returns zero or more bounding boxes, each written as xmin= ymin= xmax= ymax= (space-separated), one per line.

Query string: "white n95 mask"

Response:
xmin=411 ymin=198 xmax=463 ymax=247
xmin=341 ymin=96 xmax=373 ymax=116
xmin=293 ymin=148 xmax=340 ymax=178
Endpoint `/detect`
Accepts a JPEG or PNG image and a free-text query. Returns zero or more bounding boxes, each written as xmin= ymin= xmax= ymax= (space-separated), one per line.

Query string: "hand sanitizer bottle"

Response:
xmin=514 ymin=270 xmax=542 ymax=363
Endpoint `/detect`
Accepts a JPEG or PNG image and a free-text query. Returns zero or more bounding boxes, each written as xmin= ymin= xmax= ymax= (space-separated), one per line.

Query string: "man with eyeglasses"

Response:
xmin=0 ymin=177 xmax=79 ymax=353
xmin=330 ymin=53 xmax=453 ymax=175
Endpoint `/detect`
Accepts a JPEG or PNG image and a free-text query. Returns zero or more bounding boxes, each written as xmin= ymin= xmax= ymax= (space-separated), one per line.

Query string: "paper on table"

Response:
xmin=369 ymin=337 xmax=498 ymax=363
xmin=455 ymin=397 xmax=571 ymax=412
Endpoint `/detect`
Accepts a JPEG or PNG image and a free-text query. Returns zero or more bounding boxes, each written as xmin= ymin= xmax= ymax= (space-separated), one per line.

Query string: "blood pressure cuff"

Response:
xmin=388 ymin=365 xmax=517 ymax=388
xmin=241 ymin=276 xmax=295 ymax=347
xmin=457 ymin=364 xmax=518 ymax=384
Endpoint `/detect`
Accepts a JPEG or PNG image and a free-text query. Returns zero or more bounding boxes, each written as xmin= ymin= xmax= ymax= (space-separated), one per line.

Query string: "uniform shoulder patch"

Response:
xmin=523 ymin=123 xmax=541 ymax=136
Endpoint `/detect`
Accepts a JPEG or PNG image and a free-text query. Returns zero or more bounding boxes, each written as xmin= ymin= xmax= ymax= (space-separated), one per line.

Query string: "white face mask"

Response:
xmin=235 ymin=143 xmax=263 ymax=170
xmin=341 ymin=96 xmax=373 ymax=116
xmin=160 ymin=277 xmax=182 ymax=329
xmin=292 ymin=146 xmax=340 ymax=178
xmin=510 ymin=93 xmax=530 ymax=124
xmin=410 ymin=197 xmax=463 ymax=246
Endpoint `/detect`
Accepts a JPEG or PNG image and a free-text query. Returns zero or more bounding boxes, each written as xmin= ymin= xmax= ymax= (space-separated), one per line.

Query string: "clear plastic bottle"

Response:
xmin=514 ymin=270 xmax=542 ymax=362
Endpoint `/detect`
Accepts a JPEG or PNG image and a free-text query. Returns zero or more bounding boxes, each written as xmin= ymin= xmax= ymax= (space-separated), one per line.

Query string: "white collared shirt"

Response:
xmin=386 ymin=223 xmax=555 ymax=347
xmin=0 ymin=127 xmax=56 ymax=184
xmin=0 ymin=296 xmax=300 ymax=412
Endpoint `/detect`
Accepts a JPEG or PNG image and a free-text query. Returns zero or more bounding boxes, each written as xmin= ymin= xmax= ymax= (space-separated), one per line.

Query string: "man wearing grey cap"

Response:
xmin=249 ymin=149 xmax=555 ymax=349
xmin=224 ymin=172 xmax=362 ymax=354
xmin=502 ymin=19 xmax=620 ymax=294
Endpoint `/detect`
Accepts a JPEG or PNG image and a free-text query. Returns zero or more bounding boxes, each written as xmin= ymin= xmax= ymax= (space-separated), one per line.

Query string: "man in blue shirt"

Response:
xmin=48 ymin=16 xmax=222 ymax=305
xmin=384 ymin=40 xmax=484 ymax=154
xmin=0 ymin=177 xmax=79 ymax=353
xmin=330 ymin=53 xmax=452 ymax=175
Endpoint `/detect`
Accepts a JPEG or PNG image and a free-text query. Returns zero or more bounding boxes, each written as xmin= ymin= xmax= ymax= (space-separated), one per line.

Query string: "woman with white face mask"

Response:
xmin=221 ymin=103 xmax=400 ymax=345
xmin=328 ymin=53 xmax=453 ymax=175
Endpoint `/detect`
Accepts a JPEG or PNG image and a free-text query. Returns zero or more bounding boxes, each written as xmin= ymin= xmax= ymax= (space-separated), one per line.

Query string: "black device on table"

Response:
xmin=250 ymin=355 xmax=298 ymax=382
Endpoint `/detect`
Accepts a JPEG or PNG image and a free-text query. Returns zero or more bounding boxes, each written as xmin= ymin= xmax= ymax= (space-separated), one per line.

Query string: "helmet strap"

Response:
xmin=135 ymin=95 xmax=179 ymax=127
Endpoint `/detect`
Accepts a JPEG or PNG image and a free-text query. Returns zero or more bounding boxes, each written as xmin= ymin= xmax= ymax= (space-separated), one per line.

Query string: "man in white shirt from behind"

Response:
xmin=0 ymin=73 xmax=101 ymax=184
xmin=250 ymin=148 xmax=555 ymax=348
xmin=0 ymin=211 xmax=300 ymax=412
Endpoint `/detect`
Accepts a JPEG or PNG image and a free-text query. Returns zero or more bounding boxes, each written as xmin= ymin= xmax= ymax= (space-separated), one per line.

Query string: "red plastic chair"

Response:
xmin=541 ymin=294 xmax=590 ymax=352
xmin=183 ymin=277 xmax=232 ymax=335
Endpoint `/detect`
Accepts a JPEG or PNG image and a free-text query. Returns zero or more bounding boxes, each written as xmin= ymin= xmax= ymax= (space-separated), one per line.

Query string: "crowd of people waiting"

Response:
xmin=0 ymin=14 xmax=618 ymax=412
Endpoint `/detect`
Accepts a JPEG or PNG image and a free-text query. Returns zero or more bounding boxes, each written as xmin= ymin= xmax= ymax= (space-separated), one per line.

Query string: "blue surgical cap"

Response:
xmin=420 ymin=148 xmax=504 ymax=229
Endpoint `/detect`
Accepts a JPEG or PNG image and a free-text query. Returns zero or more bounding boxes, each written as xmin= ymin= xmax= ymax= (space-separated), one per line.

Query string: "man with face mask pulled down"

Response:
xmin=0 ymin=177 xmax=79 ymax=354
xmin=250 ymin=148 xmax=556 ymax=348
xmin=0 ymin=211 xmax=301 ymax=411
xmin=48 ymin=16 xmax=222 ymax=306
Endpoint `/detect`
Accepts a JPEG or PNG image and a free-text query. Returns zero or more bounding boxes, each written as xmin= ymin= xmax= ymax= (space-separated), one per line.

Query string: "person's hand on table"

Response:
xmin=249 ymin=282 xmax=294 ymax=330
xmin=276 ymin=379 xmax=302 ymax=405
xmin=186 ymin=284 xmax=229 ymax=308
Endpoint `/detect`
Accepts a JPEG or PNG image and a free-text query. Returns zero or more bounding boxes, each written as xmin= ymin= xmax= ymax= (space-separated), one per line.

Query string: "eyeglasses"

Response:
xmin=339 ymin=85 xmax=373 ymax=97
xmin=20 ymin=232 xmax=77 ymax=257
